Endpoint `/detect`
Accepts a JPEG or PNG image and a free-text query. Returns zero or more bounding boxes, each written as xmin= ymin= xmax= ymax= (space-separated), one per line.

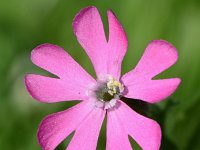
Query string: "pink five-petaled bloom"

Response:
xmin=25 ymin=6 xmax=181 ymax=150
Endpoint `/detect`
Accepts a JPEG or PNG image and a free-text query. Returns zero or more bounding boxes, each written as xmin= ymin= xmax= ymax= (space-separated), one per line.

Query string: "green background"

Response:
xmin=1 ymin=0 xmax=200 ymax=149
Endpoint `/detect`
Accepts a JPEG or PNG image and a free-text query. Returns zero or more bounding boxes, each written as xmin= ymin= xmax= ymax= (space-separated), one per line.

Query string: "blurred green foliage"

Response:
xmin=0 ymin=0 xmax=200 ymax=149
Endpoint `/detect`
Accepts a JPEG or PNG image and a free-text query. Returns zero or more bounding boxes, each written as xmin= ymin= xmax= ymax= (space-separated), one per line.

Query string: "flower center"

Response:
xmin=96 ymin=78 xmax=123 ymax=102
xmin=87 ymin=75 xmax=124 ymax=109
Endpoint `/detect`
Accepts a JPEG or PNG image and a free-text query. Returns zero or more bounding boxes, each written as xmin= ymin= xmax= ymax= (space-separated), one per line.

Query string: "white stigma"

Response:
xmin=87 ymin=75 xmax=124 ymax=110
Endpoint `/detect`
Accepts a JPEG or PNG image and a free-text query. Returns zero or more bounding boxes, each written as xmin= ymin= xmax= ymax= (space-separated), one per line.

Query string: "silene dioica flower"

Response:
xmin=25 ymin=6 xmax=181 ymax=150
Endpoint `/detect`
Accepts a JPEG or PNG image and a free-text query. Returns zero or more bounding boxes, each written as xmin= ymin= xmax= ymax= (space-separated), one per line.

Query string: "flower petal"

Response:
xmin=73 ymin=6 xmax=107 ymax=78
xmin=26 ymin=43 xmax=95 ymax=102
xmin=67 ymin=107 xmax=105 ymax=150
xmin=106 ymin=106 xmax=132 ymax=150
xmin=37 ymin=101 xmax=94 ymax=150
xmin=107 ymin=101 xmax=161 ymax=150
xmin=25 ymin=74 xmax=90 ymax=102
xmin=31 ymin=43 xmax=94 ymax=81
xmin=73 ymin=6 xmax=127 ymax=79
xmin=123 ymin=78 xmax=181 ymax=103
xmin=122 ymin=40 xmax=180 ymax=103
xmin=122 ymin=40 xmax=178 ymax=80
xmin=107 ymin=10 xmax=128 ymax=79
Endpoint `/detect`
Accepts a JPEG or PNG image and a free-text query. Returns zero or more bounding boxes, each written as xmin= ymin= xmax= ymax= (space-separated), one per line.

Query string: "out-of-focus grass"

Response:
xmin=0 ymin=0 xmax=200 ymax=149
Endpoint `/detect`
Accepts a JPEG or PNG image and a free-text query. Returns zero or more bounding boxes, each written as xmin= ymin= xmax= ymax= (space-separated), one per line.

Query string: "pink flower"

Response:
xmin=25 ymin=6 xmax=180 ymax=150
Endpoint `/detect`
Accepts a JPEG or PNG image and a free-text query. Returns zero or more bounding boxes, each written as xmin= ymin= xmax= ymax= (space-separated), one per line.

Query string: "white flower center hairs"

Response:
xmin=87 ymin=75 xmax=124 ymax=109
